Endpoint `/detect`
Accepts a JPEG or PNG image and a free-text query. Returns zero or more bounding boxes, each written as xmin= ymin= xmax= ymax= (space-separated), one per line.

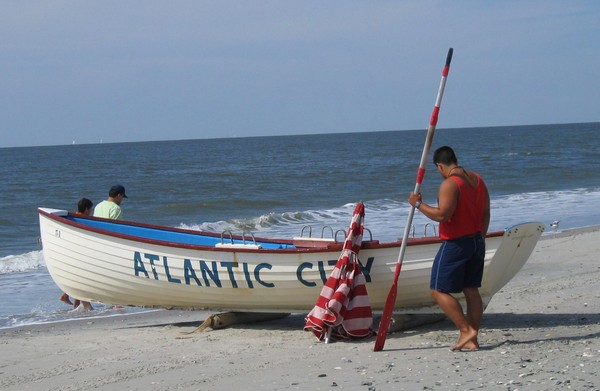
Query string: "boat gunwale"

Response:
xmin=38 ymin=207 xmax=504 ymax=254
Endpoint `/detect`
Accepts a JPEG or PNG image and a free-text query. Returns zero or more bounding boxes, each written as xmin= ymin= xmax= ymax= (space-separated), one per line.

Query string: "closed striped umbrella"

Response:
xmin=304 ymin=201 xmax=373 ymax=341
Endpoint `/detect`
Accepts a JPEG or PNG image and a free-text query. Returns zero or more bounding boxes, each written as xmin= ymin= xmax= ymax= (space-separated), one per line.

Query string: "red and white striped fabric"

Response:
xmin=304 ymin=202 xmax=373 ymax=341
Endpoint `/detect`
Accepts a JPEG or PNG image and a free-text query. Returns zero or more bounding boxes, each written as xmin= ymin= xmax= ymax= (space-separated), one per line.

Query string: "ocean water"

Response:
xmin=1 ymin=122 xmax=599 ymax=328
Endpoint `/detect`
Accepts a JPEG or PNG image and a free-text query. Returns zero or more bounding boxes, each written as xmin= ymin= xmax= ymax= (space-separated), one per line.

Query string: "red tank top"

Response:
xmin=439 ymin=173 xmax=487 ymax=240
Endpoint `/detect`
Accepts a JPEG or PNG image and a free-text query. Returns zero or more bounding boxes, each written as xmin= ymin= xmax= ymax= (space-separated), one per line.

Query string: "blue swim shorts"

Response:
xmin=430 ymin=234 xmax=485 ymax=293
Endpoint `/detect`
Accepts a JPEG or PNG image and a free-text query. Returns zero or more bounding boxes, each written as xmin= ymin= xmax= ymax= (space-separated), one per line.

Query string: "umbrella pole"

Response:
xmin=373 ymin=48 xmax=453 ymax=352
xmin=325 ymin=327 xmax=333 ymax=343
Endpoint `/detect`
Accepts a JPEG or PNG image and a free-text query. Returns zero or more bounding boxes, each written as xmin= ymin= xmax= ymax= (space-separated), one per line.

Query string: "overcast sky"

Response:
xmin=1 ymin=1 xmax=598 ymax=147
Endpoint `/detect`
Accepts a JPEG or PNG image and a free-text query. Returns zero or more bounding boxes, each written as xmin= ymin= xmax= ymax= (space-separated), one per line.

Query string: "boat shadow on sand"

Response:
xmin=128 ymin=311 xmax=600 ymax=350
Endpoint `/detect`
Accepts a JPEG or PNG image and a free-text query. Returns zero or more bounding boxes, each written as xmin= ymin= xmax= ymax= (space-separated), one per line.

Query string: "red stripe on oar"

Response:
xmin=416 ymin=167 xmax=426 ymax=185
xmin=430 ymin=106 xmax=440 ymax=126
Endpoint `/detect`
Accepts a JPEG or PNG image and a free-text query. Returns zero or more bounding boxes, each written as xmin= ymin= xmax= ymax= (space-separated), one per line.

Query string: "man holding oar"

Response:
xmin=409 ymin=146 xmax=490 ymax=351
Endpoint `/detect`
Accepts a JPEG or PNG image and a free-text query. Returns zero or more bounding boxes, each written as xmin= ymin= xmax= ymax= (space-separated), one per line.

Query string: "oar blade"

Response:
xmin=373 ymin=281 xmax=398 ymax=351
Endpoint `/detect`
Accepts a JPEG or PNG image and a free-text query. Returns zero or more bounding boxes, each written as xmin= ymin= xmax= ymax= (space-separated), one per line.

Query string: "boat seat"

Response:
xmin=292 ymin=237 xmax=337 ymax=249
xmin=215 ymin=243 xmax=262 ymax=250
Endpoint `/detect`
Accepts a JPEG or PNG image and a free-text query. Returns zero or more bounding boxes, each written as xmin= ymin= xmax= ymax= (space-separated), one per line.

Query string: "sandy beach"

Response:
xmin=2 ymin=227 xmax=599 ymax=391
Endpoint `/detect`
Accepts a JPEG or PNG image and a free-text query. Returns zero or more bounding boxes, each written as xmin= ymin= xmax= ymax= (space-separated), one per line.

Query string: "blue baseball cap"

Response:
xmin=109 ymin=185 xmax=128 ymax=198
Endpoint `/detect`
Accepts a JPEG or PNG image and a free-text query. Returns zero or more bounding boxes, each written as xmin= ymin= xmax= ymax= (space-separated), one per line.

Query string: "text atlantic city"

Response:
xmin=134 ymin=251 xmax=375 ymax=288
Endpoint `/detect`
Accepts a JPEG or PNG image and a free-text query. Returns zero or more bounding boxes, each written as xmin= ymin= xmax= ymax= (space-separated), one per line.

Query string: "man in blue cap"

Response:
xmin=93 ymin=185 xmax=128 ymax=220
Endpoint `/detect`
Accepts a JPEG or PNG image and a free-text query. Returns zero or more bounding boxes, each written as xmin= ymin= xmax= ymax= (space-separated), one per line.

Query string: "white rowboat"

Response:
xmin=38 ymin=207 xmax=544 ymax=314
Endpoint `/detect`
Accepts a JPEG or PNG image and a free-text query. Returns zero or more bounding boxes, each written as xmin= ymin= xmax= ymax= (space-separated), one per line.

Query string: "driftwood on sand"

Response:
xmin=182 ymin=312 xmax=291 ymax=334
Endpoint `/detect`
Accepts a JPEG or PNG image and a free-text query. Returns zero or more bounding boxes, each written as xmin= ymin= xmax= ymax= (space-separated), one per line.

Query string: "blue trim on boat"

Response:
xmin=68 ymin=216 xmax=293 ymax=249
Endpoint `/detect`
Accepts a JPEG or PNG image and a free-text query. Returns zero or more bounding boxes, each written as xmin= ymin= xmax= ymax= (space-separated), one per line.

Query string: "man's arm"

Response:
xmin=410 ymin=179 xmax=458 ymax=223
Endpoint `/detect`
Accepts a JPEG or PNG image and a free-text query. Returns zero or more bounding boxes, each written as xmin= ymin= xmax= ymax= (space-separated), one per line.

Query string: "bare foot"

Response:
xmin=451 ymin=328 xmax=478 ymax=351
xmin=461 ymin=339 xmax=480 ymax=351
xmin=59 ymin=293 xmax=72 ymax=305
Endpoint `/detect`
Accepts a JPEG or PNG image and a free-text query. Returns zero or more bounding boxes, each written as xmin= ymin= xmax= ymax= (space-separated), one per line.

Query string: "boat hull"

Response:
xmin=38 ymin=208 xmax=544 ymax=313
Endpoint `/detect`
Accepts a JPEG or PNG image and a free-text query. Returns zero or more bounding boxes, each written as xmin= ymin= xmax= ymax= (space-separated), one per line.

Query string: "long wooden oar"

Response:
xmin=373 ymin=48 xmax=453 ymax=352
